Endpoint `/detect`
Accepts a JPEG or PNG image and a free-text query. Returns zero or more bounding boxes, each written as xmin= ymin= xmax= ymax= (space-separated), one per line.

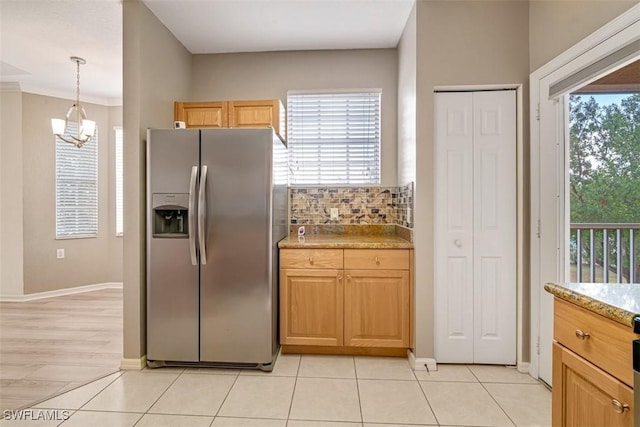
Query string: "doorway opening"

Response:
xmin=568 ymin=65 xmax=640 ymax=284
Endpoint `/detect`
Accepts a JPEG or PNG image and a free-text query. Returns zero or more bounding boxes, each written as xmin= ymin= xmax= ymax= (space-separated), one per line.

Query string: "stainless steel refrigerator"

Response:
xmin=146 ymin=128 xmax=287 ymax=370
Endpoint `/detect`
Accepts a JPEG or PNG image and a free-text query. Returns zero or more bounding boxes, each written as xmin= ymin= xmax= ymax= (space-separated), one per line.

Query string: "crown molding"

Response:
xmin=1 ymin=82 xmax=22 ymax=92
xmin=1 ymin=81 xmax=122 ymax=106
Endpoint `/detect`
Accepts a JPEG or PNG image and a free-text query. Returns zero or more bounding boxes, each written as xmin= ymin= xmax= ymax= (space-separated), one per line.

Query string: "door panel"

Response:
xmin=473 ymin=90 xmax=516 ymax=364
xmin=344 ymin=270 xmax=409 ymax=348
xmin=280 ymin=269 xmax=343 ymax=346
xmin=146 ymin=129 xmax=200 ymax=362
xmin=434 ymin=92 xmax=474 ymax=362
xmin=434 ymin=91 xmax=517 ymax=365
xmin=199 ymin=129 xmax=274 ymax=364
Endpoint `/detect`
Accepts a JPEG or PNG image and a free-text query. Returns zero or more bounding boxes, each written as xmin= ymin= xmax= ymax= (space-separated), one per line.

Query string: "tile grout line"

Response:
xmin=210 ymin=368 xmax=241 ymax=423
xmin=352 ymin=356 xmax=364 ymax=425
xmin=129 ymin=369 xmax=184 ymax=426
xmin=285 ymin=354 xmax=302 ymax=424
xmin=415 ymin=372 xmax=442 ymax=427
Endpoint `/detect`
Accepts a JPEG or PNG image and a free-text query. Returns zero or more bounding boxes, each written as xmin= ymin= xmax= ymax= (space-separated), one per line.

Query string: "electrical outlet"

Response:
xmin=56 ymin=249 xmax=65 ymax=259
xmin=330 ymin=208 xmax=339 ymax=221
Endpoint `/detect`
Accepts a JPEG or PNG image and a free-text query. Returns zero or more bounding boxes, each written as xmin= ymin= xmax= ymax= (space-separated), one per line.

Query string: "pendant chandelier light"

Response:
xmin=51 ymin=56 xmax=96 ymax=148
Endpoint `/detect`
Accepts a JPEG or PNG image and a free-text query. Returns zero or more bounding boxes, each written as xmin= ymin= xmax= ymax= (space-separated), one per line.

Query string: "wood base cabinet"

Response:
xmin=280 ymin=248 xmax=411 ymax=353
xmin=280 ymin=269 xmax=343 ymax=347
xmin=553 ymin=343 xmax=633 ymax=427
xmin=344 ymin=269 xmax=409 ymax=348
xmin=551 ymin=298 xmax=636 ymax=427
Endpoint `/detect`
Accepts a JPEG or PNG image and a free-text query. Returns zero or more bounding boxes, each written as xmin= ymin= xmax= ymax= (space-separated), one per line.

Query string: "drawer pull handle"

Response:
xmin=611 ymin=400 xmax=630 ymax=414
xmin=337 ymin=275 xmax=343 ymax=281
xmin=374 ymin=256 xmax=380 ymax=264
xmin=309 ymin=256 xmax=313 ymax=264
xmin=346 ymin=275 xmax=352 ymax=281
xmin=575 ymin=329 xmax=590 ymax=340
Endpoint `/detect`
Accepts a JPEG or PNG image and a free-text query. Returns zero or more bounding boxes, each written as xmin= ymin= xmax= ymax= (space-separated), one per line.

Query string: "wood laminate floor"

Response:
xmin=0 ymin=288 xmax=122 ymax=412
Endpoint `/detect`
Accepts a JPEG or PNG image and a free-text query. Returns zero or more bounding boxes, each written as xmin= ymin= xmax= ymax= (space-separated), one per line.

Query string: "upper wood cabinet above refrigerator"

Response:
xmin=174 ymin=99 xmax=286 ymax=142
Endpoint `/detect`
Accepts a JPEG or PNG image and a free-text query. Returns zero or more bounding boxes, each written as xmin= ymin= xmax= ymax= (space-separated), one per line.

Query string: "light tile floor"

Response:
xmin=1 ymin=354 xmax=551 ymax=426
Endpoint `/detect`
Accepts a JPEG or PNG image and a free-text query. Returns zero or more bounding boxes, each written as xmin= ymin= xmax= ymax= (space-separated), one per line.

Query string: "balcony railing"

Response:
xmin=570 ymin=223 xmax=640 ymax=284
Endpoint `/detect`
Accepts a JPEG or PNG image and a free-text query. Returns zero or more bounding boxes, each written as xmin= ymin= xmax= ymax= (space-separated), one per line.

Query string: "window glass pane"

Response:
xmin=115 ymin=127 xmax=123 ymax=236
xmin=55 ymin=123 xmax=98 ymax=238
xmin=287 ymin=91 xmax=381 ymax=185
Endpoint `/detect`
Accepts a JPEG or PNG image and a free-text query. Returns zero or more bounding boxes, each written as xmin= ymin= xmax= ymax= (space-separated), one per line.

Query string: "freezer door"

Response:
xmin=199 ymin=129 xmax=276 ymax=364
xmin=146 ymin=129 xmax=200 ymax=362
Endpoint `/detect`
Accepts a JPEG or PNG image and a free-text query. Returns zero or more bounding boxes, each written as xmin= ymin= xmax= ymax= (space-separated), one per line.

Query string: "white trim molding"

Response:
xmin=0 ymin=282 xmax=123 ymax=302
xmin=529 ymin=4 xmax=640 ymax=383
xmin=408 ymin=350 xmax=437 ymax=371
xmin=120 ymin=355 xmax=147 ymax=370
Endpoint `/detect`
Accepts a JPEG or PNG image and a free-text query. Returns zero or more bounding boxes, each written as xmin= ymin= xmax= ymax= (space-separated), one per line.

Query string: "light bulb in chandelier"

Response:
xmin=51 ymin=56 xmax=95 ymax=148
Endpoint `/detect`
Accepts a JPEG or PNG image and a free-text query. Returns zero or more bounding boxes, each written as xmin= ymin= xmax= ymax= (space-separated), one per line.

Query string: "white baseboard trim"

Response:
xmin=120 ymin=355 xmax=147 ymax=370
xmin=407 ymin=350 xmax=438 ymax=371
xmin=0 ymin=282 xmax=123 ymax=302
xmin=517 ymin=361 xmax=531 ymax=374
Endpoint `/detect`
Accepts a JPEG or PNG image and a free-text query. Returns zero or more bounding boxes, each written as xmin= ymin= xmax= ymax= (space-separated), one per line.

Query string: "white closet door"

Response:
xmin=434 ymin=92 xmax=475 ymax=363
xmin=472 ymin=90 xmax=516 ymax=365
xmin=434 ymin=90 xmax=516 ymax=364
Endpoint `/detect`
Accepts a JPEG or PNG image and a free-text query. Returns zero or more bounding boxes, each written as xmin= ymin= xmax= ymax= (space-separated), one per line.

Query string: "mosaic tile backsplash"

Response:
xmin=289 ymin=182 xmax=414 ymax=228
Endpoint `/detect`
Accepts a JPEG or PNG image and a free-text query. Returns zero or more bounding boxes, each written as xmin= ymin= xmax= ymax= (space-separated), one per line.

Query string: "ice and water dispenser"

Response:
xmin=152 ymin=193 xmax=189 ymax=237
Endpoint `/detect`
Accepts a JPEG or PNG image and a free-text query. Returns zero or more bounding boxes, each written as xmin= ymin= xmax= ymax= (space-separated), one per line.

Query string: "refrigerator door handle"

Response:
xmin=188 ymin=165 xmax=198 ymax=266
xmin=198 ymin=165 xmax=208 ymax=265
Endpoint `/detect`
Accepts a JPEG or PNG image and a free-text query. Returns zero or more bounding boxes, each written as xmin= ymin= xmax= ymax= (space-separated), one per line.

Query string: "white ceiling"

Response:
xmin=0 ymin=0 xmax=414 ymax=106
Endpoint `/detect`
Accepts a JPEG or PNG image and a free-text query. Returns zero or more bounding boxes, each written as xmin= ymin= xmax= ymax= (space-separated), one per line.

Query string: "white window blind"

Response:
xmin=115 ymin=127 xmax=123 ymax=236
xmin=55 ymin=123 xmax=98 ymax=238
xmin=287 ymin=91 xmax=381 ymax=185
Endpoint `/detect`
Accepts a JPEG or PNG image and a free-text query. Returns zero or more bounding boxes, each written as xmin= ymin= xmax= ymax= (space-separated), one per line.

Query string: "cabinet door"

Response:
xmin=344 ymin=269 xmax=409 ymax=348
xmin=280 ymin=269 xmax=343 ymax=346
xmin=174 ymin=102 xmax=228 ymax=128
xmin=553 ymin=343 xmax=633 ymax=427
xmin=228 ymin=100 xmax=285 ymax=140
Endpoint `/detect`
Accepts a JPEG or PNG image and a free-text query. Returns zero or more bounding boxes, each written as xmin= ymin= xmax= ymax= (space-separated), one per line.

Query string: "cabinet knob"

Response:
xmin=374 ymin=256 xmax=380 ymax=264
xmin=309 ymin=256 xmax=313 ymax=264
xmin=611 ymin=399 xmax=630 ymax=414
xmin=337 ymin=275 xmax=343 ymax=281
xmin=454 ymin=239 xmax=462 ymax=247
xmin=575 ymin=329 xmax=590 ymax=340
xmin=346 ymin=275 xmax=352 ymax=281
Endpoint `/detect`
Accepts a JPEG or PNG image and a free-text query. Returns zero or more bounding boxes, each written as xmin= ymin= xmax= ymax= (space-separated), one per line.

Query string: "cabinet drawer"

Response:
xmin=280 ymin=249 xmax=343 ymax=269
xmin=344 ymin=249 xmax=409 ymax=270
xmin=554 ymin=298 xmax=636 ymax=387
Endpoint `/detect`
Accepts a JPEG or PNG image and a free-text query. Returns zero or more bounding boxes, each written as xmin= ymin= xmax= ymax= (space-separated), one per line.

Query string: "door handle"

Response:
xmin=198 ymin=165 xmax=208 ymax=265
xmin=575 ymin=329 xmax=590 ymax=340
xmin=188 ymin=166 xmax=198 ymax=266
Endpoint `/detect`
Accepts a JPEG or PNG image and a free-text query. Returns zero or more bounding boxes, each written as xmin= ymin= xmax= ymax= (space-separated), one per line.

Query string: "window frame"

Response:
xmin=114 ymin=126 xmax=123 ymax=237
xmin=55 ymin=123 xmax=99 ymax=239
xmin=286 ymin=89 xmax=382 ymax=185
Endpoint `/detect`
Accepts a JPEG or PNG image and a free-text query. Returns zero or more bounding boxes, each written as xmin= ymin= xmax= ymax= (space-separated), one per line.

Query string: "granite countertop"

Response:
xmin=544 ymin=282 xmax=640 ymax=328
xmin=278 ymin=225 xmax=413 ymax=249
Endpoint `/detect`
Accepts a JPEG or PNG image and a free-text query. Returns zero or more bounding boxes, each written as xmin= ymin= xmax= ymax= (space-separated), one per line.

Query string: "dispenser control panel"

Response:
xmin=152 ymin=193 xmax=190 ymax=238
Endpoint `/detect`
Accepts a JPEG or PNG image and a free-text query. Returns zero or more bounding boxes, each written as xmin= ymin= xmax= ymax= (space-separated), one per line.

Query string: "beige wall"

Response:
xmin=191 ymin=49 xmax=398 ymax=186
xmin=20 ymin=93 xmax=122 ymax=294
xmin=397 ymin=4 xmax=417 ymax=188
xmin=123 ymin=0 xmax=192 ymax=361
xmin=397 ymin=4 xmax=419 ymax=352
xmin=0 ymin=86 xmax=24 ymax=296
xmin=412 ymin=0 xmax=530 ymax=359
xmin=529 ymin=0 xmax=638 ymax=72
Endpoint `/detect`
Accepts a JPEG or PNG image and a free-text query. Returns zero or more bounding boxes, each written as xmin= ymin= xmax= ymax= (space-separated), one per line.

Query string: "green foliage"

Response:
xmin=569 ymin=94 xmax=640 ymax=223
xmin=569 ymin=94 xmax=640 ymax=283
